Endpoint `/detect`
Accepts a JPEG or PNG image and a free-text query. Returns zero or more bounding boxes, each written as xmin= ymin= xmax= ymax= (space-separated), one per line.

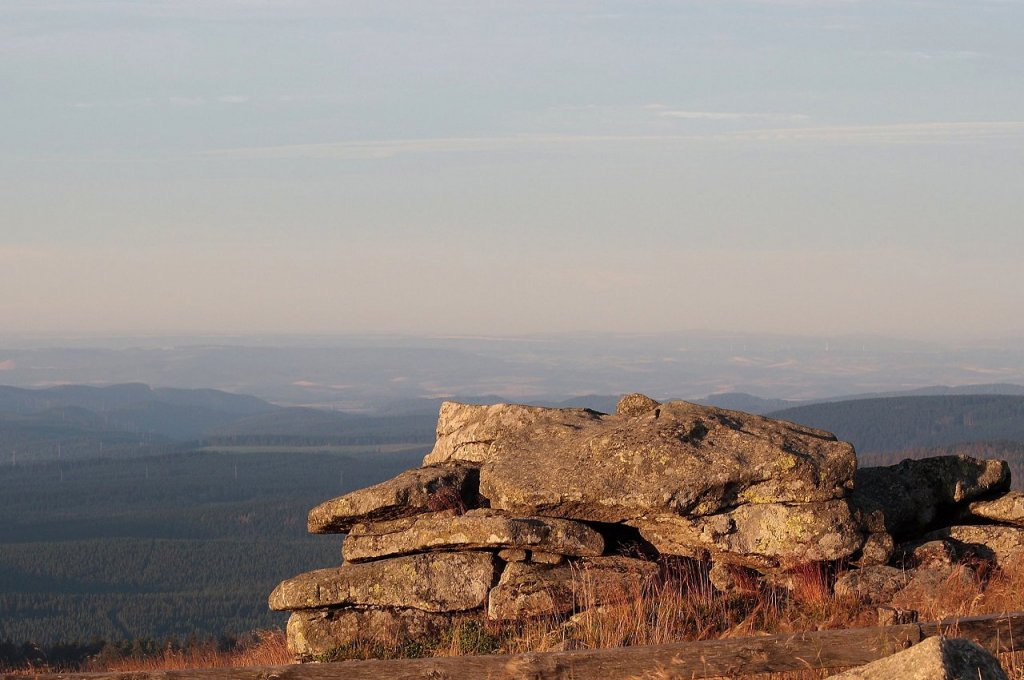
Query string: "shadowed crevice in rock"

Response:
xmin=582 ymin=520 xmax=660 ymax=561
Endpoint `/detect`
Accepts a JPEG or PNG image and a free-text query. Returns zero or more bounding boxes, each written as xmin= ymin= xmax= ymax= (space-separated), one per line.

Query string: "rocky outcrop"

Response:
xmin=270 ymin=394 xmax=1017 ymax=661
xmin=828 ymin=636 xmax=1007 ymax=680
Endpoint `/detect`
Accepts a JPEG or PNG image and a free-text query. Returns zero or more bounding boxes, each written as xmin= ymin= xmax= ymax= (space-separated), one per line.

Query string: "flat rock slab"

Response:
xmin=969 ymin=491 xmax=1024 ymax=527
xmin=428 ymin=400 xmax=856 ymax=523
xmin=851 ymin=456 xmax=1010 ymax=538
xmin=269 ymin=552 xmax=495 ymax=613
xmin=629 ymin=500 xmax=864 ymax=570
xmin=487 ymin=556 xmax=658 ymax=621
xmin=828 ymin=636 xmax=1007 ymax=679
xmin=343 ymin=509 xmax=604 ymax=563
xmin=308 ymin=464 xmax=479 ymax=534
xmin=287 ymin=608 xmax=455 ymax=660
xmin=924 ymin=524 xmax=1024 ymax=565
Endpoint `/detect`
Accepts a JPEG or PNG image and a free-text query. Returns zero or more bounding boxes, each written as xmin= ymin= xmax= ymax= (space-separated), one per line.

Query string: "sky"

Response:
xmin=1 ymin=0 xmax=1022 ymax=339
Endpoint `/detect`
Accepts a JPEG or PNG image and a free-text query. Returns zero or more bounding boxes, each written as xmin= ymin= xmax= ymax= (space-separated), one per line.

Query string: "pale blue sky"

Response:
xmin=2 ymin=1 xmax=1022 ymax=337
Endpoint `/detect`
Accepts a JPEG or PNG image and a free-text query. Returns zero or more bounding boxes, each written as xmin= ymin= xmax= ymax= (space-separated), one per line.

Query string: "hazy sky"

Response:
xmin=2 ymin=0 xmax=1022 ymax=339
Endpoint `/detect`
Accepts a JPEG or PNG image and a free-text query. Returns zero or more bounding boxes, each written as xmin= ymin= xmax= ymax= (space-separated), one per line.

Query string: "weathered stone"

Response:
xmin=709 ymin=562 xmax=761 ymax=595
xmin=424 ymin=401 xmax=605 ymax=466
xmin=858 ymin=532 xmax=895 ymax=567
xmin=899 ymin=540 xmax=959 ymax=570
xmin=307 ymin=464 xmax=478 ymax=534
xmin=891 ymin=566 xmax=980 ymax=618
xmin=428 ymin=400 xmax=856 ymax=523
xmin=834 ymin=566 xmax=908 ymax=605
xmin=924 ymin=525 xmax=1024 ymax=565
xmin=616 ymin=393 xmax=660 ymax=417
xmin=531 ymin=551 xmax=565 ymax=565
xmin=269 ymin=552 xmax=495 ymax=613
xmin=487 ymin=557 xmax=658 ymax=620
xmin=286 ymin=608 xmax=454 ymax=660
xmin=876 ymin=606 xmax=918 ymax=626
xmin=828 ymin=636 xmax=1007 ymax=680
xmin=968 ymin=490 xmax=1024 ymax=527
xmin=342 ymin=509 xmax=604 ymax=563
xmin=498 ymin=548 xmax=528 ymax=562
xmin=629 ymin=500 xmax=864 ymax=570
xmin=851 ymin=456 xmax=1010 ymax=538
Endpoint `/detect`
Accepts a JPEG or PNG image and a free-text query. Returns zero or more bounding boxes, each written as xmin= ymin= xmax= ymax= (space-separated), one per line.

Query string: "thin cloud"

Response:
xmin=200 ymin=121 xmax=1024 ymax=160
xmin=726 ymin=121 xmax=1024 ymax=144
xmin=656 ymin=109 xmax=811 ymax=122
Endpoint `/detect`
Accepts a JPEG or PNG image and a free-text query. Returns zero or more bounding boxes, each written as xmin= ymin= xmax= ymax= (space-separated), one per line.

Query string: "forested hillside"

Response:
xmin=0 ymin=448 xmax=425 ymax=643
xmin=770 ymin=395 xmax=1024 ymax=454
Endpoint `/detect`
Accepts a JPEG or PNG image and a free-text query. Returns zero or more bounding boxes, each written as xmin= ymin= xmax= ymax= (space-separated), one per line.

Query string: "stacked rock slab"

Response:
xmin=270 ymin=394 xmax=1015 ymax=660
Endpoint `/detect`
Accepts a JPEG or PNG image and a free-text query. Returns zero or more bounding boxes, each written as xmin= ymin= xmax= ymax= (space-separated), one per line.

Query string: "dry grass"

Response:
xmin=432 ymin=556 xmax=1024 ymax=677
xmin=10 ymin=558 xmax=1024 ymax=677
xmin=82 ymin=631 xmax=291 ymax=673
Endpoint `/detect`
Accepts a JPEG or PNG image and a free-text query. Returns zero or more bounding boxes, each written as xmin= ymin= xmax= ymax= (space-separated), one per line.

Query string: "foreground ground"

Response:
xmin=6 ymin=555 xmax=1024 ymax=678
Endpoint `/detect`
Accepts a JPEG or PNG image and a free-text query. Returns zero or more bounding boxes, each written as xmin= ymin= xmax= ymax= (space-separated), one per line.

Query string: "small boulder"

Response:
xmin=307 ymin=464 xmax=479 ymax=534
xmin=487 ymin=556 xmax=658 ymax=620
xmin=858 ymin=532 xmax=895 ymax=567
xmin=834 ymin=566 xmax=908 ymax=605
xmin=968 ymin=491 xmax=1024 ymax=527
xmin=828 ymin=636 xmax=1007 ymax=679
xmin=897 ymin=540 xmax=960 ymax=570
xmin=269 ymin=552 xmax=495 ymax=613
xmin=342 ymin=509 xmax=604 ymax=563
xmin=616 ymin=393 xmax=660 ymax=417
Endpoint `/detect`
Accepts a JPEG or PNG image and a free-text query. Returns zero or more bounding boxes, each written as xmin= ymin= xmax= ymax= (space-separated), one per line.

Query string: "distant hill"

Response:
xmin=0 ymin=383 xmax=274 ymax=417
xmin=0 ymin=384 xmax=280 ymax=461
xmin=696 ymin=392 xmax=796 ymax=414
xmin=206 ymin=407 xmax=437 ymax=447
xmin=770 ymin=395 xmax=1024 ymax=454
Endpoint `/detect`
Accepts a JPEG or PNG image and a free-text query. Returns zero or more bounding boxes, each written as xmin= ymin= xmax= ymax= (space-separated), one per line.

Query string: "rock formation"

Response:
xmin=270 ymin=394 xmax=1017 ymax=661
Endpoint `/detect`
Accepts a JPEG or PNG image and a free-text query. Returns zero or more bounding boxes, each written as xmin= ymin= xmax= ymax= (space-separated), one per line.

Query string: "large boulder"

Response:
xmin=428 ymin=400 xmax=856 ymax=523
xmin=269 ymin=552 xmax=495 ymax=613
xmin=487 ymin=556 xmax=658 ymax=620
xmin=628 ymin=500 xmax=864 ymax=570
xmin=850 ymin=456 xmax=1009 ymax=538
xmin=286 ymin=608 xmax=453 ymax=660
xmin=343 ymin=509 xmax=604 ymax=563
xmin=968 ymin=491 xmax=1024 ymax=527
xmin=828 ymin=636 xmax=1007 ymax=679
xmin=308 ymin=464 xmax=479 ymax=534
